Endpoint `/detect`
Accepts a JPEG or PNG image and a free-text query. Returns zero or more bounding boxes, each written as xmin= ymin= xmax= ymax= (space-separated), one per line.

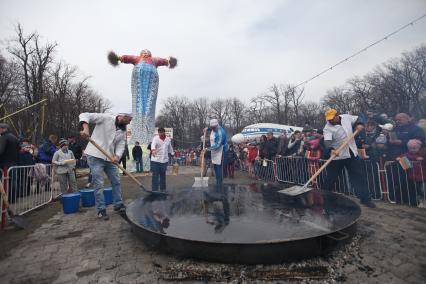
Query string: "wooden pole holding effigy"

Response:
xmin=40 ymin=101 xmax=46 ymax=137
xmin=0 ymin=98 xmax=48 ymax=121
xmin=1 ymin=107 xmax=20 ymax=134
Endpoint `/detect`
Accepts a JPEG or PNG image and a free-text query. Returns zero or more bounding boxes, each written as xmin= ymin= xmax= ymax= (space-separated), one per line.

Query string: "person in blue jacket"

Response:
xmin=37 ymin=134 xmax=58 ymax=164
xmin=204 ymin=119 xmax=228 ymax=192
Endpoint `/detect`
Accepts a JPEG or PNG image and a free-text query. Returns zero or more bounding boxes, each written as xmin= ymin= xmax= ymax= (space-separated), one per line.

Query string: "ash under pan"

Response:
xmin=126 ymin=184 xmax=361 ymax=264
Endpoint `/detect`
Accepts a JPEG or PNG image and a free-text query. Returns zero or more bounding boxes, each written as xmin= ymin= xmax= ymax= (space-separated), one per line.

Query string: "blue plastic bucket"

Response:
xmin=80 ymin=189 xmax=95 ymax=207
xmin=103 ymin=187 xmax=113 ymax=205
xmin=62 ymin=193 xmax=81 ymax=214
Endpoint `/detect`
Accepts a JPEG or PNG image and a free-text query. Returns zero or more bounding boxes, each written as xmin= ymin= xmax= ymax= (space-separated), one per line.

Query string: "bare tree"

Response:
xmin=159 ymin=96 xmax=194 ymax=147
xmin=285 ymin=85 xmax=305 ymax=125
xmin=298 ymin=102 xmax=324 ymax=129
xmin=0 ymin=53 xmax=18 ymax=116
xmin=46 ymin=62 xmax=77 ymax=136
xmin=261 ymin=84 xmax=285 ymax=124
xmin=321 ymin=87 xmax=358 ymax=114
xmin=7 ymin=24 xmax=57 ymax=142
xmin=347 ymin=76 xmax=373 ymax=113
xmin=249 ymin=96 xmax=269 ymax=123
xmin=1 ymin=24 xmax=111 ymax=142
xmin=386 ymin=46 xmax=426 ymax=117
xmin=193 ymin=97 xmax=209 ymax=130
xmin=281 ymin=84 xmax=293 ymax=124
xmin=209 ymin=98 xmax=230 ymax=127
xmin=228 ymin=97 xmax=246 ymax=133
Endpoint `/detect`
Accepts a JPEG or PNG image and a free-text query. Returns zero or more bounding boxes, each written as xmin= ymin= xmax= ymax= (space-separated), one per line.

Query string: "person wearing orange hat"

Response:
xmin=322 ymin=109 xmax=376 ymax=208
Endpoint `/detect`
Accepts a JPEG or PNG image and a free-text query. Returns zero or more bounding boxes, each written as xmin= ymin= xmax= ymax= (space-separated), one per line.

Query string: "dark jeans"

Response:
xmin=120 ymin=158 xmax=127 ymax=170
xmin=323 ymin=153 xmax=371 ymax=202
xmin=151 ymin=161 xmax=168 ymax=192
xmin=213 ymin=163 xmax=223 ymax=192
xmin=135 ymin=157 xmax=143 ymax=172
xmin=223 ymin=155 xmax=228 ymax=178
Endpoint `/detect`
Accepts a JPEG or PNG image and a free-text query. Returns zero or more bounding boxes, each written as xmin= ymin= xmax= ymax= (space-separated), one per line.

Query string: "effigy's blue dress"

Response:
xmin=130 ymin=61 xmax=159 ymax=147
xmin=121 ymin=54 xmax=169 ymax=171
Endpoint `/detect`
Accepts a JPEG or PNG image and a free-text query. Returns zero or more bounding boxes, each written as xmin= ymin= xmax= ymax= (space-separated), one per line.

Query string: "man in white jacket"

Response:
xmin=150 ymin=127 xmax=174 ymax=192
xmin=323 ymin=109 xmax=375 ymax=208
xmin=79 ymin=112 xmax=132 ymax=220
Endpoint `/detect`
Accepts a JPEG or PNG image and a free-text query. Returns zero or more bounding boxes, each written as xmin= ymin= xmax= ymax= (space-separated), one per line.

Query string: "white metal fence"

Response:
xmin=252 ymin=158 xmax=276 ymax=182
xmin=384 ymin=160 xmax=425 ymax=207
xmin=2 ymin=164 xmax=62 ymax=219
xmin=275 ymin=156 xmax=355 ymax=196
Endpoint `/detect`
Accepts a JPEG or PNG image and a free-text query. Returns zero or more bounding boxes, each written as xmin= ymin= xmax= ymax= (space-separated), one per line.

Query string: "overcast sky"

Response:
xmin=0 ymin=0 xmax=425 ymax=114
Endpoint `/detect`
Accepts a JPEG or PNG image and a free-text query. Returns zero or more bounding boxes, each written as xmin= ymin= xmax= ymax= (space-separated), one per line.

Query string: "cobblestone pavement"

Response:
xmin=0 ymin=170 xmax=425 ymax=284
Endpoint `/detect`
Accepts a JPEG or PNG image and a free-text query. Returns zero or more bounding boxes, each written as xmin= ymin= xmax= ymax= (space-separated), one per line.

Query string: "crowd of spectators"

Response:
xmin=0 ymin=130 xmax=83 ymax=170
xmin=173 ymin=149 xmax=199 ymax=166
xmin=0 ymin=124 xmax=83 ymax=201
xmin=233 ymin=112 xmax=426 ymax=207
xmin=235 ymin=112 xmax=425 ymax=166
xmin=1 ymin=111 xmax=425 ymax=207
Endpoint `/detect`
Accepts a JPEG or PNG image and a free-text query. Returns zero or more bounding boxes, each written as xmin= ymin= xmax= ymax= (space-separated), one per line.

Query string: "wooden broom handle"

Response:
xmin=88 ymin=138 xmax=143 ymax=187
xmin=200 ymin=130 xmax=207 ymax=178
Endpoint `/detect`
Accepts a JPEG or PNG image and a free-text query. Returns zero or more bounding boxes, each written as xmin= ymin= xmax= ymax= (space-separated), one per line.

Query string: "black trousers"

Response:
xmin=323 ymin=151 xmax=371 ymax=202
xmin=120 ymin=158 xmax=127 ymax=169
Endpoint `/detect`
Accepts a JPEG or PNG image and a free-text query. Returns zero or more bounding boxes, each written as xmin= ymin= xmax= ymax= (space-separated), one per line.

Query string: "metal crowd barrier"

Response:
xmin=275 ymin=156 xmax=354 ymax=195
xmin=250 ymin=155 xmax=405 ymax=205
xmin=276 ymin=156 xmax=310 ymax=185
xmin=252 ymin=159 xmax=276 ymax=182
xmin=362 ymin=159 xmax=382 ymax=200
xmin=384 ymin=160 xmax=425 ymax=207
xmin=175 ymin=156 xmax=201 ymax=166
xmin=5 ymin=164 xmax=57 ymax=216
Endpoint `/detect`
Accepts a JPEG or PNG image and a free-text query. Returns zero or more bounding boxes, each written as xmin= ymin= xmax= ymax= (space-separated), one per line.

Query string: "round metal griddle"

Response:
xmin=125 ymin=183 xmax=361 ymax=264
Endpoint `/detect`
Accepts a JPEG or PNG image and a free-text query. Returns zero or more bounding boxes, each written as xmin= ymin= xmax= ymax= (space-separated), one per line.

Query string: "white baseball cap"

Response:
xmin=117 ymin=112 xmax=133 ymax=118
xmin=379 ymin=123 xmax=394 ymax=131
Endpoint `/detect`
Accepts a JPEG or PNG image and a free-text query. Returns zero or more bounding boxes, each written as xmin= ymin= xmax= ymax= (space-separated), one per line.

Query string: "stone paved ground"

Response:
xmin=0 ymin=168 xmax=425 ymax=284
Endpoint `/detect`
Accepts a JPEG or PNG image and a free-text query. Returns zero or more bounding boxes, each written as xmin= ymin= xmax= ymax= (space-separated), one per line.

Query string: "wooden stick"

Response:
xmin=87 ymin=138 xmax=145 ymax=188
xmin=303 ymin=128 xmax=361 ymax=187
xmin=200 ymin=130 xmax=207 ymax=178
xmin=1 ymin=107 xmax=19 ymax=134
xmin=0 ymin=98 xmax=47 ymax=121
